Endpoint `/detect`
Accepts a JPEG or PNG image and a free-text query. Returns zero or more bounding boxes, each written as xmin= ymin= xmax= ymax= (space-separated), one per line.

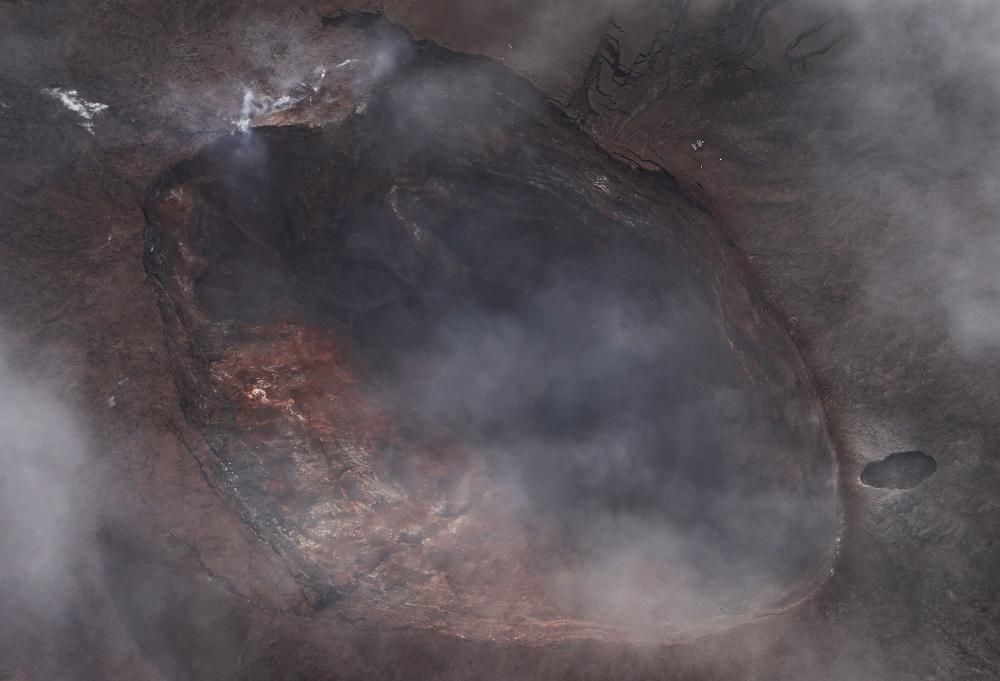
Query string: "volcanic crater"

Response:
xmin=143 ymin=46 xmax=839 ymax=644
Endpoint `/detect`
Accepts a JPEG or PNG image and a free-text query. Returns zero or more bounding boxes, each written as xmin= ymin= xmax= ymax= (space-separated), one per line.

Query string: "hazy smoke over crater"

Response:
xmin=283 ymin=55 xmax=836 ymax=627
xmin=375 ymin=264 xmax=832 ymax=626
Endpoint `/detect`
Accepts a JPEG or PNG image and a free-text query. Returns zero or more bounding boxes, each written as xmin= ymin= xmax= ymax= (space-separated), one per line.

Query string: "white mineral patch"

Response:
xmin=232 ymin=70 xmax=326 ymax=133
xmin=41 ymin=87 xmax=108 ymax=134
xmin=313 ymin=66 xmax=328 ymax=91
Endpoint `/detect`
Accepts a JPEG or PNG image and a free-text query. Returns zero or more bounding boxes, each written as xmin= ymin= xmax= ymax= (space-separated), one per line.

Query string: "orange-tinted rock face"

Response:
xmin=143 ymin=45 xmax=838 ymax=644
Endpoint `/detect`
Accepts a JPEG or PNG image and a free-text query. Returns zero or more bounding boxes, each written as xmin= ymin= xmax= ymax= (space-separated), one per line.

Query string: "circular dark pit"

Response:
xmin=143 ymin=48 xmax=838 ymax=644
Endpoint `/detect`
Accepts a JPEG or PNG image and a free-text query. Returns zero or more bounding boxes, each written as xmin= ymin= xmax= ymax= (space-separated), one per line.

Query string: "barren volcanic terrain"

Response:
xmin=1 ymin=1 xmax=999 ymax=680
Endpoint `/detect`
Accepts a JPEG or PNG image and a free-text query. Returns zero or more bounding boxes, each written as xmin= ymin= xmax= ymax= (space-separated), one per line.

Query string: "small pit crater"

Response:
xmin=860 ymin=451 xmax=937 ymax=489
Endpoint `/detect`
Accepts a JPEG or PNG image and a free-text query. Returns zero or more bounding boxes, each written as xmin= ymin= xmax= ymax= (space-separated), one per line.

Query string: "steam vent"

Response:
xmin=1 ymin=2 xmax=997 ymax=680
